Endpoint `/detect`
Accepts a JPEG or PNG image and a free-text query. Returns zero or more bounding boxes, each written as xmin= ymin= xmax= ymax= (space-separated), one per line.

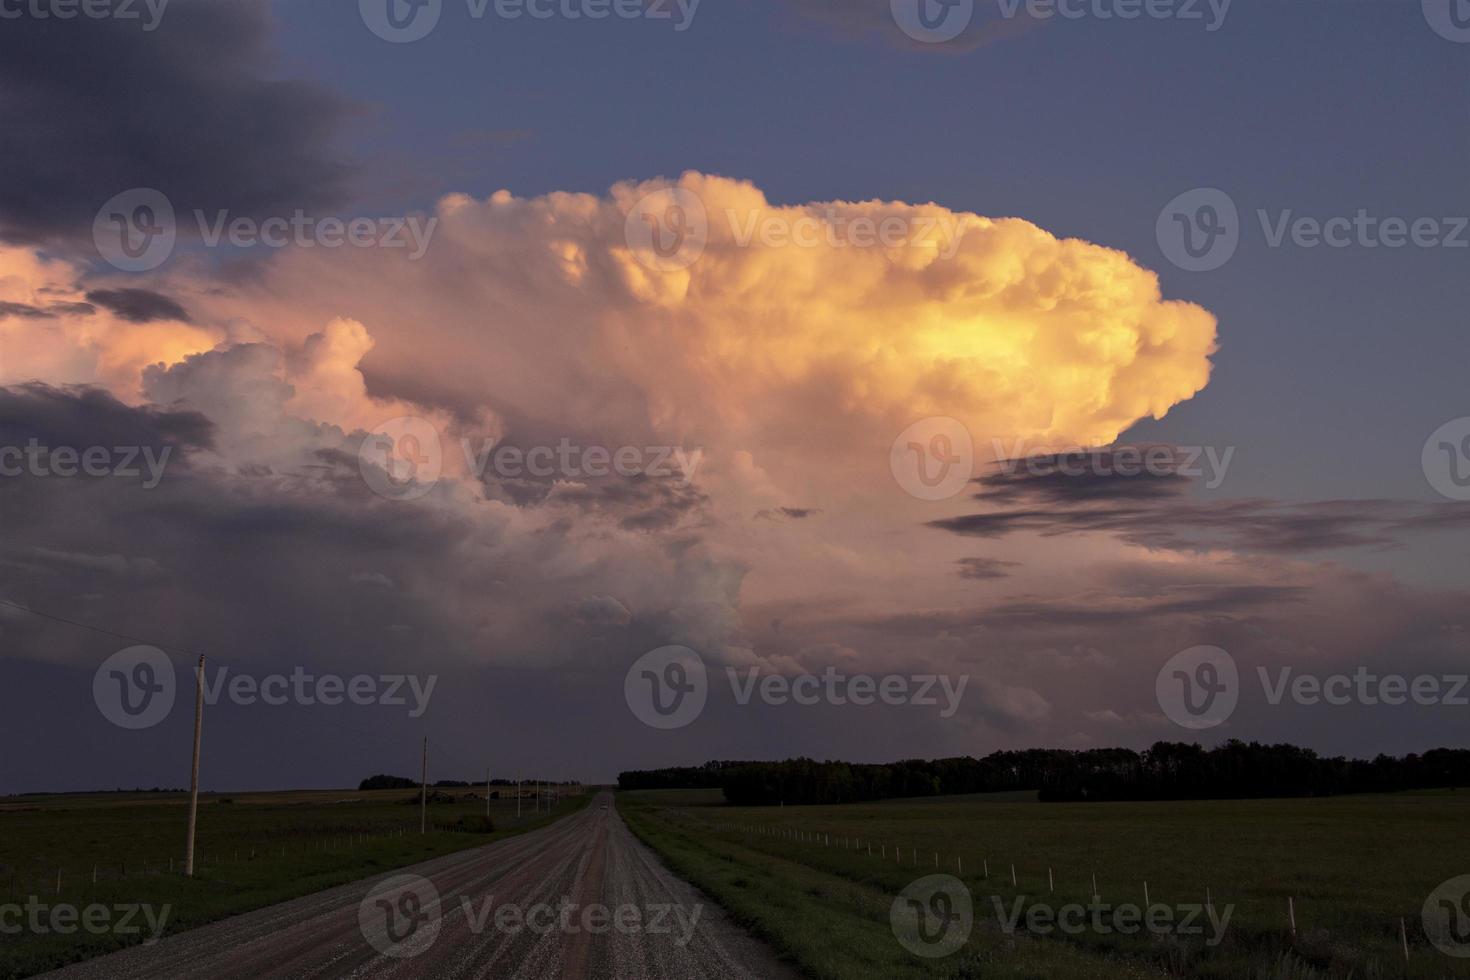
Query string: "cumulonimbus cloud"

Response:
xmin=0 ymin=173 xmax=1226 ymax=752
xmin=178 ymin=172 xmax=1219 ymax=498
xmin=10 ymin=174 xmax=1470 ymax=768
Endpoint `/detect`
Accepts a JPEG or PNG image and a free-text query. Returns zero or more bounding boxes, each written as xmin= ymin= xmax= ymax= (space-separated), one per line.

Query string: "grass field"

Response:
xmin=0 ymin=785 xmax=590 ymax=979
xmin=618 ymin=788 xmax=1470 ymax=979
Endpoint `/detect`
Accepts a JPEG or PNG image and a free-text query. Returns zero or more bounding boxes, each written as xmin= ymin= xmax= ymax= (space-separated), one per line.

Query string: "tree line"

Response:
xmin=617 ymin=742 xmax=1470 ymax=805
xmin=358 ymin=774 xmax=577 ymax=791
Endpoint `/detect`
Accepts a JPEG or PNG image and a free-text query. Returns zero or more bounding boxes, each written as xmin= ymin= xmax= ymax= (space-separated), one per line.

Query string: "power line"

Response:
xmin=0 ymin=597 xmax=207 ymax=660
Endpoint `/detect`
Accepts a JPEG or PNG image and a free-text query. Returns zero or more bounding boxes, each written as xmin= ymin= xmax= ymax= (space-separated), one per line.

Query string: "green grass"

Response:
xmin=618 ymin=788 xmax=1470 ymax=979
xmin=0 ymin=786 xmax=591 ymax=979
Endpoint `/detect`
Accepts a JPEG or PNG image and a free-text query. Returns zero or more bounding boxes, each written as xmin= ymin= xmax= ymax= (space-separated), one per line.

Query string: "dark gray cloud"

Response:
xmin=755 ymin=506 xmax=820 ymax=521
xmin=956 ymin=556 xmax=1020 ymax=579
xmin=572 ymin=594 xmax=634 ymax=627
xmin=0 ymin=383 xmax=747 ymax=792
xmin=975 ymin=583 xmax=1310 ymax=628
xmin=976 ymin=450 xmax=1196 ymax=505
xmin=0 ymin=0 xmax=355 ymax=247
xmin=930 ymin=450 xmax=1470 ymax=554
xmin=0 ymin=300 xmax=96 ymax=320
xmin=84 ymin=288 xmax=191 ymax=324
xmin=540 ymin=473 xmax=711 ymax=533
xmin=0 ymin=382 xmax=212 ymax=457
xmin=848 ymin=582 xmax=1306 ymax=638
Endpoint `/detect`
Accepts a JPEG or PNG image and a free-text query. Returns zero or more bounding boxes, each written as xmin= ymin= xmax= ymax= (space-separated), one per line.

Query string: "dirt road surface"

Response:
xmin=40 ymin=792 xmax=799 ymax=980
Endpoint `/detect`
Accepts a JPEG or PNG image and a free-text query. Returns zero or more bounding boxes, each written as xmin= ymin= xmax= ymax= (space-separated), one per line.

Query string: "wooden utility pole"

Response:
xmin=485 ymin=768 xmax=491 ymax=818
xmin=184 ymin=655 xmax=205 ymax=877
xmin=420 ymin=737 xmax=428 ymax=835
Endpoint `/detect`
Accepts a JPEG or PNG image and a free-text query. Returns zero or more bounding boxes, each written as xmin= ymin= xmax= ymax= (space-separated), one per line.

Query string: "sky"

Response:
xmin=2 ymin=0 xmax=1470 ymax=792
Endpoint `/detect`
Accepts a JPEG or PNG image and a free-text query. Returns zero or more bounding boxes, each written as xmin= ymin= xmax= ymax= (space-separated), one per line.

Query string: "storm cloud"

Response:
xmin=0 ymin=0 xmax=354 ymax=247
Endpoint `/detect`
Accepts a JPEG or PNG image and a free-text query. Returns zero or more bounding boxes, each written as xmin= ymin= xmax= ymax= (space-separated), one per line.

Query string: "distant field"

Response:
xmin=0 ymin=785 xmax=590 ymax=979
xmin=619 ymin=788 xmax=1470 ymax=979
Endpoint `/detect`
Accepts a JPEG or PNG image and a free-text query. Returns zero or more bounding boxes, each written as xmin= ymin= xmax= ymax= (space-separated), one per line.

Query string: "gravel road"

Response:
xmin=39 ymin=792 xmax=799 ymax=980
